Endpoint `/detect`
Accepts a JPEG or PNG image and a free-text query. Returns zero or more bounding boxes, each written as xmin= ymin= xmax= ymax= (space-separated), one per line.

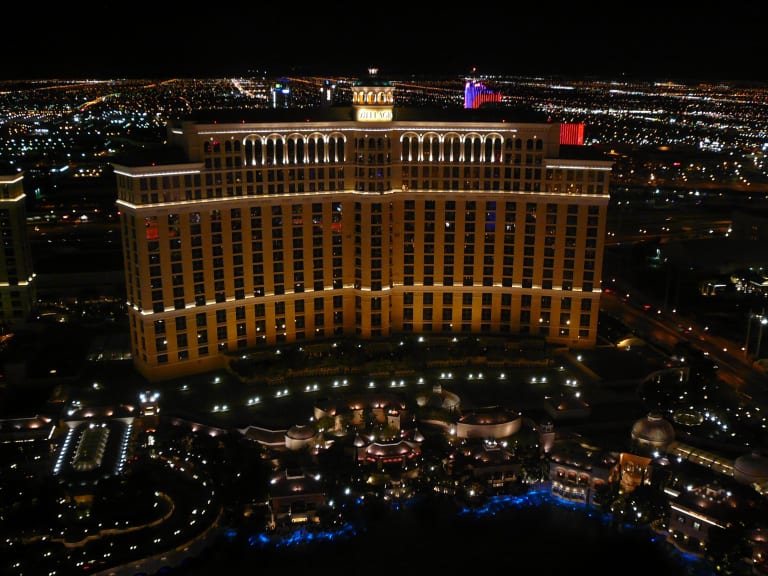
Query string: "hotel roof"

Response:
xmin=112 ymin=105 xmax=610 ymax=168
xmin=173 ymin=103 xmax=552 ymax=126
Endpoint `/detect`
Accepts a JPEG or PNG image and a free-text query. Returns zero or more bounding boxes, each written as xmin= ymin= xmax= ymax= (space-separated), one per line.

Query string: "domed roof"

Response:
xmin=365 ymin=441 xmax=414 ymax=458
xmin=734 ymin=452 xmax=768 ymax=483
xmin=286 ymin=424 xmax=316 ymax=440
xmin=631 ymin=412 xmax=675 ymax=446
xmin=458 ymin=406 xmax=520 ymax=426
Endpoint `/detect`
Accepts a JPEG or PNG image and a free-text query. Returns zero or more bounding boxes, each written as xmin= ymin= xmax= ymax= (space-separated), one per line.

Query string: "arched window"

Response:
xmin=401 ymin=134 xmax=418 ymax=162
xmin=445 ymin=135 xmax=461 ymax=162
xmin=424 ymin=134 xmax=440 ymax=162
xmin=244 ymin=137 xmax=263 ymax=166
xmin=287 ymin=139 xmax=296 ymax=164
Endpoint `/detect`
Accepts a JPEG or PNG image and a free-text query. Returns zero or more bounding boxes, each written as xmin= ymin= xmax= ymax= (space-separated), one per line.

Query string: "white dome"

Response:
xmin=631 ymin=412 xmax=675 ymax=449
xmin=734 ymin=452 xmax=768 ymax=485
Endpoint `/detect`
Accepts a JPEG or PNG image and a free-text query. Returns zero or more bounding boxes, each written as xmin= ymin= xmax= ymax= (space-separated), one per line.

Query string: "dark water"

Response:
xmin=175 ymin=491 xmax=716 ymax=576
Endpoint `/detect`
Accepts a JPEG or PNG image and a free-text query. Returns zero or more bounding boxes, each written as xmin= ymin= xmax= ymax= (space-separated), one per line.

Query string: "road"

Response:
xmin=599 ymin=289 xmax=768 ymax=407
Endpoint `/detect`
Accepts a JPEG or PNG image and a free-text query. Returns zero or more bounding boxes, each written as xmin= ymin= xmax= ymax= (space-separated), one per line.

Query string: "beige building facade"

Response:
xmin=114 ymin=78 xmax=613 ymax=381
xmin=0 ymin=171 xmax=36 ymax=327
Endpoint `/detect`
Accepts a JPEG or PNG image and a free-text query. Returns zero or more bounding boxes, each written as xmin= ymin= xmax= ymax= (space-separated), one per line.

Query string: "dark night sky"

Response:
xmin=4 ymin=2 xmax=765 ymax=82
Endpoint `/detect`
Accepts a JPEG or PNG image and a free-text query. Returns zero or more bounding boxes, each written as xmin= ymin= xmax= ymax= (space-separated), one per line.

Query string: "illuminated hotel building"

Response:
xmin=114 ymin=76 xmax=613 ymax=382
xmin=0 ymin=170 xmax=36 ymax=327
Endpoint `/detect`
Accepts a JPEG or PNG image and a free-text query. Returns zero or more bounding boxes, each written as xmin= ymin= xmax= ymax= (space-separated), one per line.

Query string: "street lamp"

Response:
xmin=756 ymin=316 xmax=768 ymax=360
xmin=745 ymin=309 xmax=768 ymax=358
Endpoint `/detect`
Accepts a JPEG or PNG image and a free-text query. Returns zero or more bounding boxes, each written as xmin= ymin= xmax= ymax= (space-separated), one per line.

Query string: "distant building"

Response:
xmin=548 ymin=439 xmax=617 ymax=506
xmin=53 ymin=404 xmax=135 ymax=487
xmin=272 ymin=79 xmax=291 ymax=109
xmin=113 ymin=73 xmax=613 ymax=381
xmin=450 ymin=441 xmax=521 ymax=492
xmin=667 ymin=480 xmax=758 ymax=558
xmin=268 ymin=468 xmax=326 ymax=528
xmin=0 ymin=170 xmax=36 ymax=327
xmin=314 ymin=391 xmax=413 ymax=432
xmin=319 ymin=79 xmax=337 ymax=107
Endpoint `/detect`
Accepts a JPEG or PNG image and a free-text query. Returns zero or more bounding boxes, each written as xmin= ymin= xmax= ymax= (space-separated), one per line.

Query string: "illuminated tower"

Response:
xmin=0 ymin=170 xmax=36 ymax=327
xmin=464 ymin=80 xmax=502 ymax=109
xmin=351 ymin=67 xmax=394 ymax=122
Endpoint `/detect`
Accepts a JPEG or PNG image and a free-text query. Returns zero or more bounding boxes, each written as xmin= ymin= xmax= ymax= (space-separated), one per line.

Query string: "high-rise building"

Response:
xmin=114 ymin=76 xmax=613 ymax=382
xmin=0 ymin=170 xmax=36 ymax=328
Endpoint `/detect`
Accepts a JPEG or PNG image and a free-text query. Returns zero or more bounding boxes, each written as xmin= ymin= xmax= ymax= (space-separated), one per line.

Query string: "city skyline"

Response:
xmin=2 ymin=64 xmax=768 ymax=575
xmin=5 ymin=3 xmax=766 ymax=82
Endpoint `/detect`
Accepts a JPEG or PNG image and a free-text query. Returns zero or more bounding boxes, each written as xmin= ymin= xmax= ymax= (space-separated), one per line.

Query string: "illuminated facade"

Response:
xmin=114 ymin=77 xmax=613 ymax=382
xmin=464 ymin=80 xmax=502 ymax=109
xmin=0 ymin=170 xmax=36 ymax=327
